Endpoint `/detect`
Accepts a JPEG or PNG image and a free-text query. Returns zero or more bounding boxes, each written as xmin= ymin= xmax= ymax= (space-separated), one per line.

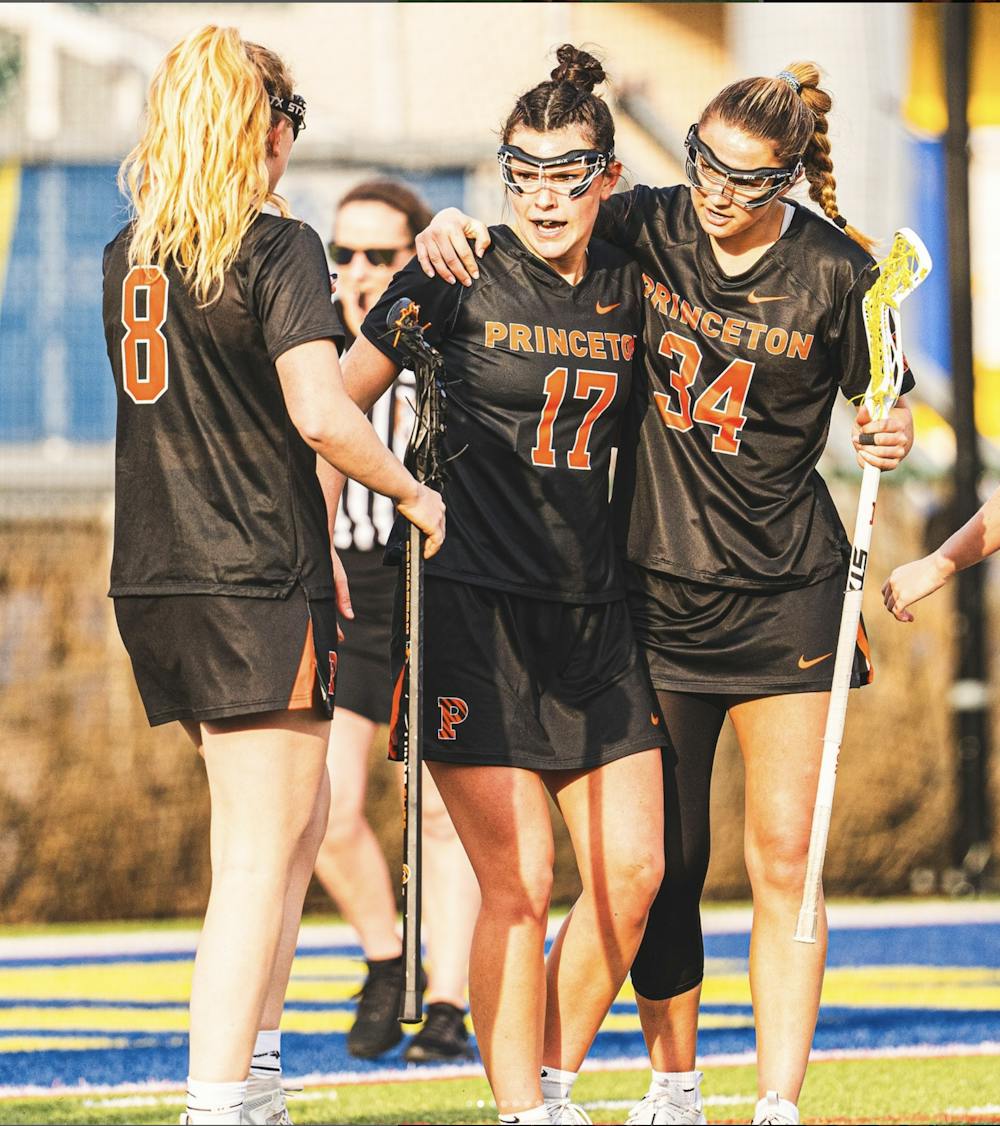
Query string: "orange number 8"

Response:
xmin=121 ymin=266 xmax=170 ymax=404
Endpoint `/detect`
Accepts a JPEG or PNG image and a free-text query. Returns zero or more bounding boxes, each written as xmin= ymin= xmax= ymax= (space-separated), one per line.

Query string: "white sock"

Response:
xmin=540 ymin=1065 xmax=578 ymax=1101
xmin=499 ymin=1106 xmax=551 ymax=1124
xmin=185 ymin=1078 xmax=246 ymax=1125
xmin=653 ymin=1071 xmax=698 ymax=1089
xmin=249 ymin=1028 xmax=281 ymax=1083
xmin=650 ymin=1069 xmax=702 ymax=1101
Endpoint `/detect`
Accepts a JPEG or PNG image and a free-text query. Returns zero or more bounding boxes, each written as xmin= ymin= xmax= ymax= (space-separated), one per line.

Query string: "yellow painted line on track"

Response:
xmin=0 ymin=1036 xmax=132 ymax=1053
xmin=0 ymin=956 xmax=364 ymax=1004
xmin=701 ymin=967 xmax=1000 ymax=1010
xmin=0 ymin=1008 xmax=354 ymax=1035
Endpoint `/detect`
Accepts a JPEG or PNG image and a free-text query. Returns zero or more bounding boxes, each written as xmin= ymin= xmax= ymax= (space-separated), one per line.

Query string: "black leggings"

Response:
xmin=629 ymin=689 xmax=729 ymax=1001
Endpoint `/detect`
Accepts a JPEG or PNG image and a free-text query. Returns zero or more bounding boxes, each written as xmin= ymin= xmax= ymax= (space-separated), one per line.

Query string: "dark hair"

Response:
xmin=335 ymin=178 xmax=433 ymax=242
xmin=501 ymin=44 xmax=614 ymax=153
xmin=700 ymin=61 xmax=874 ymax=254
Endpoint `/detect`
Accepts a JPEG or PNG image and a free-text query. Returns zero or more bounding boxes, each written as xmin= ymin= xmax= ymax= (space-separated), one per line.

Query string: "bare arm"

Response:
xmin=278 ymin=338 xmax=444 ymax=557
xmin=316 ymin=456 xmax=353 ymax=622
xmin=882 ymin=485 xmax=1000 ymax=622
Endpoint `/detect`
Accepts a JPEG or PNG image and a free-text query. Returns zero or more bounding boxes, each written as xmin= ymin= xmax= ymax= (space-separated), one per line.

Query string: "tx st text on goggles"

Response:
xmin=269 ymin=92 xmax=306 ymax=140
xmin=684 ymin=124 xmax=801 ymax=209
xmin=497 ymin=145 xmax=614 ymax=199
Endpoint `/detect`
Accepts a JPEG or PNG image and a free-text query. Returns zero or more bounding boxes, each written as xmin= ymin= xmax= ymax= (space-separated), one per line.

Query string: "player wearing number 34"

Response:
xmin=100 ymin=26 xmax=443 ymax=1126
xmin=418 ymin=58 xmax=916 ymax=1126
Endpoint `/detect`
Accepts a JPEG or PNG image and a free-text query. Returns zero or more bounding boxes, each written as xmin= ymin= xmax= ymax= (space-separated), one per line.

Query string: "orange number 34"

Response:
xmin=654 ymin=331 xmax=755 ymax=456
xmin=121 ymin=266 xmax=170 ymax=404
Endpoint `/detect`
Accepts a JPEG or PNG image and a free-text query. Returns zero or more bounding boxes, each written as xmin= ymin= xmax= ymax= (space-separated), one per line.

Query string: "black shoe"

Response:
xmin=403 ymin=1001 xmax=475 ymax=1062
xmin=347 ymin=955 xmax=405 ymax=1059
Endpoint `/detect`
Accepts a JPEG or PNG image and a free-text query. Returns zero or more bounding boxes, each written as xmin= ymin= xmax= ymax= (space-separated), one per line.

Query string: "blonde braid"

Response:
xmin=786 ymin=61 xmax=877 ymax=254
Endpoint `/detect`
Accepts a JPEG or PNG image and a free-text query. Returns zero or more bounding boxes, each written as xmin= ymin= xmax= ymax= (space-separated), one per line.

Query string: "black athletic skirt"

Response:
xmin=388 ymin=576 xmax=666 ymax=770
xmin=115 ymin=585 xmax=338 ymax=727
xmin=335 ymin=549 xmax=395 ymax=723
xmin=626 ymin=563 xmax=873 ymax=695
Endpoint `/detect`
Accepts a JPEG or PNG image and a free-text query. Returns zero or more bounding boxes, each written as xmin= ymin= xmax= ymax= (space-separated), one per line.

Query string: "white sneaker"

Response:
xmin=241 ymin=1079 xmax=292 ymax=1125
xmin=626 ymin=1073 xmax=707 ymax=1125
xmin=545 ymin=1098 xmax=593 ymax=1125
xmin=751 ymin=1091 xmax=800 ymax=1125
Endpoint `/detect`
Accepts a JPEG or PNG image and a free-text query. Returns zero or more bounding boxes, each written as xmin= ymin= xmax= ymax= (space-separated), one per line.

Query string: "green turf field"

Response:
xmin=1 ymin=1056 xmax=998 ymax=1125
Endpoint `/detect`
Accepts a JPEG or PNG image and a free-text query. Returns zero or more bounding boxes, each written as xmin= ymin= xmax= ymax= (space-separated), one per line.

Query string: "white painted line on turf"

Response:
xmin=6 ymin=1041 xmax=996 ymax=1098
xmin=0 ymin=922 xmax=358 ymax=961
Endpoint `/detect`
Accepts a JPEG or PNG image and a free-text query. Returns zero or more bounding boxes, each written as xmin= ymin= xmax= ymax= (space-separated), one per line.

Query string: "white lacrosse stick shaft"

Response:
xmin=794 ymin=462 xmax=879 ymax=942
xmin=794 ymin=228 xmax=931 ymax=944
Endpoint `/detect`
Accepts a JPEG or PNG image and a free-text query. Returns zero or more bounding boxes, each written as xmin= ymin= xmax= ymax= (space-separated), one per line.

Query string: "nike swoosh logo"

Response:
xmin=747 ymin=290 xmax=790 ymax=304
xmin=596 ymin=302 xmax=620 ymax=314
xmin=798 ymin=652 xmax=833 ymax=669
xmin=650 ymin=713 xmax=661 ymax=726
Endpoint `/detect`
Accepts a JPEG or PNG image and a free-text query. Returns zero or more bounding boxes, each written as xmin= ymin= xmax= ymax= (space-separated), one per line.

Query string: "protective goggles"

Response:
xmin=326 ymin=243 xmax=411 ymax=267
xmin=684 ymin=124 xmax=801 ymax=210
xmin=497 ymin=144 xmax=613 ymax=199
xmin=269 ymin=92 xmax=306 ymax=140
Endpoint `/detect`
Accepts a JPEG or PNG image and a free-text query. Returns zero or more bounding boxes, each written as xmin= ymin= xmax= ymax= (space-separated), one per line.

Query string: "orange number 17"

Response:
xmin=532 ymin=366 xmax=619 ymax=470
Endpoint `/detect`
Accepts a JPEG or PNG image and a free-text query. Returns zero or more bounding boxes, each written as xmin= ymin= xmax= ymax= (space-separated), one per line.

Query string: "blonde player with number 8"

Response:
xmin=102 ymin=26 xmax=443 ymax=1125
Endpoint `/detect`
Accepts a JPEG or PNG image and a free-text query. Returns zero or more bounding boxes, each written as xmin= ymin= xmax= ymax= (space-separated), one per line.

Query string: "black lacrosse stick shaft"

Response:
xmin=386 ymin=301 xmax=448 ymax=1024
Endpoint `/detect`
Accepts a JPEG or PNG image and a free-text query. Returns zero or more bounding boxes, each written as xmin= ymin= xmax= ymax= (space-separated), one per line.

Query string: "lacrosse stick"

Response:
xmin=794 ymin=229 xmax=932 ymax=943
xmin=383 ymin=297 xmax=450 ymax=1020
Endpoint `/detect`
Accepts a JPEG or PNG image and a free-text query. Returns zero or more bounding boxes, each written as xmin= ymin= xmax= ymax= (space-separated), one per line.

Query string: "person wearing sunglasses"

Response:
xmin=313 ymin=180 xmax=481 ymax=1065
xmin=413 ymin=60 xmax=916 ymax=1126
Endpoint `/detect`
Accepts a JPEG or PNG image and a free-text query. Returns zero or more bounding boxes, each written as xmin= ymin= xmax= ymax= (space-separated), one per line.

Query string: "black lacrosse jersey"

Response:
xmin=361 ymin=226 xmax=643 ymax=602
xmin=598 ymin=187 xmax=915 ymax=590
xmin=103 ymin=214 xmax=344 ymax=599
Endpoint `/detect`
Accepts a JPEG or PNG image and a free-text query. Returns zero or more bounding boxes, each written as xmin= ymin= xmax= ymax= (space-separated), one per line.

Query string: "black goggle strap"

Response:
xmin=268 ymin=92 xmax=306 ymax=137
xmin=683 ymin=124 xmax=801 ymax=207
xmin=497 ymin=144 xmax=613 ymax=199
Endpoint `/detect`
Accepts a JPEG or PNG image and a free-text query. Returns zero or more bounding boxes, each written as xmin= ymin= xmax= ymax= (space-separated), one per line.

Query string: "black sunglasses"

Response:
xmin=326 ymin=243 xmax=412 ymax=267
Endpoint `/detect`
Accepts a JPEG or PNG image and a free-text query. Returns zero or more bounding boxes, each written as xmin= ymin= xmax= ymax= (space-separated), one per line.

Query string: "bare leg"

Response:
xmin=428 ymin=761 xmax=554 ymax=1116
xmin=729 ymin=692 xmax=830 ymax=1103
xmin=419 ymin=764 xmax=480 ymax=1007
xmin=260 ymin=769 xmax=331 ymax=1029
xmin=187 ymin=709 xmax=330 ymax=1081
xmin=542 ymin=749 xmax=664 ymax=1071
xmin=635 ymin=986 xmax=701 ymax=1071
xmin=313 ymin=707 xmax=401 ymax=960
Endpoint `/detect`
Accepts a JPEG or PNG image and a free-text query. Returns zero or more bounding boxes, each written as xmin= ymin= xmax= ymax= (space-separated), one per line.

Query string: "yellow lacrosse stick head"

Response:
xmin=861 ymin=227 xmax=933 ymax=421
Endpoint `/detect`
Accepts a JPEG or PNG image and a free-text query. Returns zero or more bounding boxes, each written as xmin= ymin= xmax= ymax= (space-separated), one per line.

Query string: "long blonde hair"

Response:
xmin=119 ymin=26 xmax=293 ymax=304
xmin=700 ymin=61 xmax=876 ymax=255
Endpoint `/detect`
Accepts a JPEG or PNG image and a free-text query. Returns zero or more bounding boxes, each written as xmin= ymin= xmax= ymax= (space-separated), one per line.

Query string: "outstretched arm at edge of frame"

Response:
xmin=882 ymin=484 xmax=1000 ymax=622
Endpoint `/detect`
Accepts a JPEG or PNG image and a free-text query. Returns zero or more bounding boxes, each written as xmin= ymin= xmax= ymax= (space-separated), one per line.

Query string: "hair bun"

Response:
xmin=550 ymin=44 xmax=606 ymax=93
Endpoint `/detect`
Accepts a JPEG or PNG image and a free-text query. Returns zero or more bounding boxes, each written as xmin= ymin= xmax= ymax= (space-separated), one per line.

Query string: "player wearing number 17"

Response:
xmin=341 ymin=46 xmax=665 ymax=1126
xmin=101 ymin=25 xmax=443 ymax=1126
